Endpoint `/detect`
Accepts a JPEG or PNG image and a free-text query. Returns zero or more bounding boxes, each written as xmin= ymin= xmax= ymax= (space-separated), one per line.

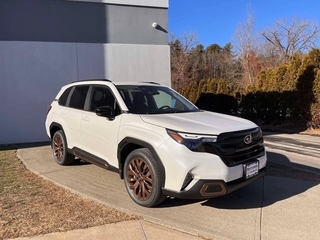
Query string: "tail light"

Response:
xmin=47 ymin=106 xmax=52 ymax=115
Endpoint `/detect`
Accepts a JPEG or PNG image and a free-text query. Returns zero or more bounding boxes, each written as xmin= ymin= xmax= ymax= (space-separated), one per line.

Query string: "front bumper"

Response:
xmin=162 ymin=167 xmax=266 ymax=199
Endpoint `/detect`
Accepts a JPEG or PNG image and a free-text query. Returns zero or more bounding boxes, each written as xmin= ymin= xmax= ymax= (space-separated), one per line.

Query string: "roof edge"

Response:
xmin=66 ymin=0 xmax=168 ymax=8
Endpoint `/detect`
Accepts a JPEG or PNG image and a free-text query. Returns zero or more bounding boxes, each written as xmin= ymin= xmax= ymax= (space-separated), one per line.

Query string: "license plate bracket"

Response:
xmin=243 ymin=161 xmax=259 ymax=179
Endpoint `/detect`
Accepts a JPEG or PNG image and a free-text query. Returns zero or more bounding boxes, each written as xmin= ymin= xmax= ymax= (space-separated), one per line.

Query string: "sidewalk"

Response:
xmin=11 ymin=220 xmax=202 ymax=240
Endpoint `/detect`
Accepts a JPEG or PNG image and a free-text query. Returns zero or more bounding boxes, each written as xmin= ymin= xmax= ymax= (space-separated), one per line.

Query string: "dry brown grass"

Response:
xmin=0 ymin=150 xmax=139 ymax=240
xmin=302 ymin=128 xmax=320 ymax=136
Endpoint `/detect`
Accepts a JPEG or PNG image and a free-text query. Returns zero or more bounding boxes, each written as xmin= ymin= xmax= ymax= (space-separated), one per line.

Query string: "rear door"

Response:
xmin=61 ymin=85 xmax=89 ymax=149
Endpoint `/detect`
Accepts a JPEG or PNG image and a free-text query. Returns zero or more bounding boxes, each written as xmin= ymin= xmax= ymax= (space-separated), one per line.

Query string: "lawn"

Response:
xmin=0 ymin=150 xmax=138 ymax=239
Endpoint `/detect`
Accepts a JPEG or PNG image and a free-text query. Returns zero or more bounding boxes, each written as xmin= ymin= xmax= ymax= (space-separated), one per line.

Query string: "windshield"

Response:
xmin=116 ymin=85 xmax=200 ymax=114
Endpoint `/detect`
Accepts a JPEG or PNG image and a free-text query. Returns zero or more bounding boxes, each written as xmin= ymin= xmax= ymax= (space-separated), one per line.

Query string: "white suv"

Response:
xmin=45 ymin=79 xmax=267 ymax=207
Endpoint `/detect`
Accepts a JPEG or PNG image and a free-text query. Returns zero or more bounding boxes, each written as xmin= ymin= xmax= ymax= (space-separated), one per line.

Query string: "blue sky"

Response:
xmin=168 ymin=0 xmax=320 ymax=48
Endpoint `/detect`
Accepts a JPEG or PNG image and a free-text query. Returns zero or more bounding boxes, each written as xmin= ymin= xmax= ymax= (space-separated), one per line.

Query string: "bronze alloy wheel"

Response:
xmin=124 ymin=148 xmax=165 ymax=207
xmin=53 ymin=133 xmax=64 ymax=162
xmin=51 ymin=130 xmax=74 ymax=165
xmin=126 ymin=157 xmax=153 ymax=201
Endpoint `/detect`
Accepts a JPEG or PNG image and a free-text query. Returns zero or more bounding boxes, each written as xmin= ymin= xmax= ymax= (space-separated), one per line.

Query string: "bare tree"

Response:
xmin=234 ymin=8 xmax=260 ymax=86
xmin=261 ymin=17 xmax=319 ymax=63
xmin=169 ymin=32 xmax=198 ymax=90
xmin=219 ymin=44 xmax=243 ymax=85
xmin=204 ymin=43 xmax=242 ymax=85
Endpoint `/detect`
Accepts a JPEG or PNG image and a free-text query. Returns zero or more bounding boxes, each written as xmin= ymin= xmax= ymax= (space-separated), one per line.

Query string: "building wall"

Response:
xmin=68 ymin=0 xmax=168 ymax=8
xmin=0 ymin=0 xmax=170 ymax=144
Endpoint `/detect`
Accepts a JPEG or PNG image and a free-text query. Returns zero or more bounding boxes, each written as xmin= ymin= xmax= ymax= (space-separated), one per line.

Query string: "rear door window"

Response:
xmin=69 ymin=85 xmax=90 ymax=110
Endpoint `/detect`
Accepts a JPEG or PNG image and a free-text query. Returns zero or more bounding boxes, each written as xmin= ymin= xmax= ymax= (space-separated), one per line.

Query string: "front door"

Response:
xmin=80 ymin=85 xmax=122 ymax=168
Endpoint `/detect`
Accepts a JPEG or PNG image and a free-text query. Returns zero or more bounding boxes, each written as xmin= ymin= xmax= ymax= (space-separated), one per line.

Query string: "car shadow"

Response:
xmin=72 ymin=158 xmax=92 ymax=166
xmin=158 ymin=151 xmax=320 ymax=209
xmin=0 ymin=141 xmax=93 ymax=167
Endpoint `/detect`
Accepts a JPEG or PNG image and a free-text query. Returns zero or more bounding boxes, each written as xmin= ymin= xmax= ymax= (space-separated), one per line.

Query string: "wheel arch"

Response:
xmin=117 ymin=137 xmax=166 ymax=187
xmin=49 ymin=122 xmax=64 ymax=139
xmin=49 ymin=123 xmax=72 ymax=154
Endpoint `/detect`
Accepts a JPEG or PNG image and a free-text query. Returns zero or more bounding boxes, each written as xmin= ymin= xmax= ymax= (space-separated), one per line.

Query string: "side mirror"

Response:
xmin=95 ymin=106 xmax=115 ymax=120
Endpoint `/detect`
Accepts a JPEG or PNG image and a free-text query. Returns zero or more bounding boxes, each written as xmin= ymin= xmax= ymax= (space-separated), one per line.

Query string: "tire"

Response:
xmin=51 ymin=130 xmax=74 ymax=165
xmin=124 ymin=148 xmax=166 ymax=207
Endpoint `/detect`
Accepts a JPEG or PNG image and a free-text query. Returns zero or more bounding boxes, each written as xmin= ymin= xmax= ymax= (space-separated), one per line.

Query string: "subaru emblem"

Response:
xmin=244 ymin=134 xmax=253 ymax=144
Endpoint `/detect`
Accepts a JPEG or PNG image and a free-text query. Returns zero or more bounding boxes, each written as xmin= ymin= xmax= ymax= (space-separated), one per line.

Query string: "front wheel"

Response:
xmin=52 ymin=130 xmax=74 ymax=165
xmin=124 ymin=148 xmax=166 ymax=207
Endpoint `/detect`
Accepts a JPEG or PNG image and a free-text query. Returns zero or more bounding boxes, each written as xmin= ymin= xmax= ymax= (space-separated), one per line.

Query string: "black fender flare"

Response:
xmin=48 ymin=122 xmax=72 ymax=154
xmin=49 ymin=122 xmax=64 ymax=138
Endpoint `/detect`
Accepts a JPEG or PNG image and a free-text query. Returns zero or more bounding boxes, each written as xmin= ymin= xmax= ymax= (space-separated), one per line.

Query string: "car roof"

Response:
xmin=70 ymin=79 xmax=162 ymax=86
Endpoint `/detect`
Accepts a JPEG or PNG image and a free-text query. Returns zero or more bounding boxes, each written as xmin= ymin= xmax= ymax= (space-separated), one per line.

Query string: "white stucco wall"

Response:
xmin=0 ymin=41 xmax=170 ymax=144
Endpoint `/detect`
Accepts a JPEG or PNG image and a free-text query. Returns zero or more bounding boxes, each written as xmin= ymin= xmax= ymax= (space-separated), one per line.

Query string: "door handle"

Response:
xmin=82 ymin=116 xmax=90 ymax=122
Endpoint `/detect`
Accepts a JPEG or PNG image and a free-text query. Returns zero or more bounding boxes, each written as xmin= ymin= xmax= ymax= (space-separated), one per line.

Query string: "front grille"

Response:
xmin=203 ymin=128 xmax=265 ymax=167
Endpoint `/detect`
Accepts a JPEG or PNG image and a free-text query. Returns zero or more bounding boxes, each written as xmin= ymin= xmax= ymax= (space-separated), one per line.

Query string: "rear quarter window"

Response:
xmin=58 ymin=87 xmax=72 ymax=106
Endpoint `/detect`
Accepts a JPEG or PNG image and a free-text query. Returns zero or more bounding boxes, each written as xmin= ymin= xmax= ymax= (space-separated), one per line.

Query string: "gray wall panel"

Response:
xmin=0 ymin=41 xmax=79 ymax=144
xmin=0 ymin=0 xmax=168 ymax=44
xmin=106 ymin=5 xmax=168 ymax=45
xmin=0 ymin=0 xmax=170 ymax=144
xmin=0 ymin=41 xmax=170 ymax=144
xmin=0 ymin=0 xmax=108 ymax=43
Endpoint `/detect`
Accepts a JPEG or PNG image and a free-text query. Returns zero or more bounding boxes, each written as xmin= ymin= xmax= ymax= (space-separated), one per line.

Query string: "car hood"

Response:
xmin=140 ymin=111 xmax=257 ymax=135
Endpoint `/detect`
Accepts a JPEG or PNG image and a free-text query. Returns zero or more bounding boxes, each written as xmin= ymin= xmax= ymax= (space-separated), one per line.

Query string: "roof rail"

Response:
xmin=72 ymin=79 xmax=112 ymax=83
xmin=140 ymin=81 xmax=160 ymax=85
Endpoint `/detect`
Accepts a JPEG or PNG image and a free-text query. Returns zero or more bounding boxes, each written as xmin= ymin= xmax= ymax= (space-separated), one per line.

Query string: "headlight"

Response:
xmin=167 ymin=129 xmax=217 ymax=152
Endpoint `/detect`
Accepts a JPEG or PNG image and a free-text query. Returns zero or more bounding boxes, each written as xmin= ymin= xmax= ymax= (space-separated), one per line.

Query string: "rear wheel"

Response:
xmin=52 ymin=130 xmax=74 ymax=165
xmin=124 ymin=148 xmax=166 ymax=207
